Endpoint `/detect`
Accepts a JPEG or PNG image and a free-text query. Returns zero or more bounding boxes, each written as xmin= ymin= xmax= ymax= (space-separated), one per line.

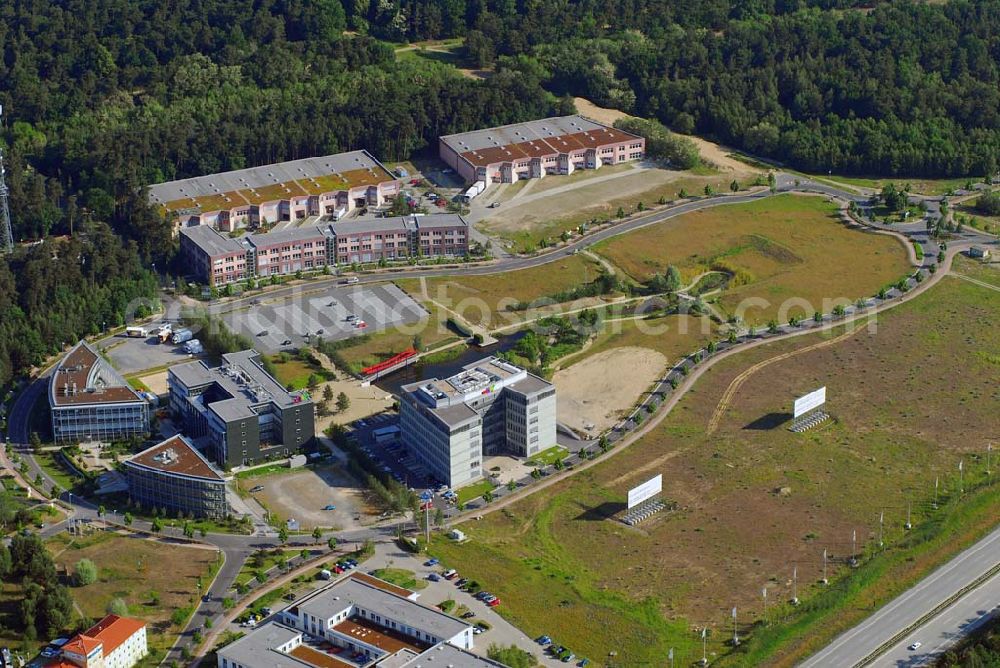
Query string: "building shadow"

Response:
xmin=744 ymin=412 xmax=791 ymax=430
xmin=572 ymin=501 xmax=626 ymax=522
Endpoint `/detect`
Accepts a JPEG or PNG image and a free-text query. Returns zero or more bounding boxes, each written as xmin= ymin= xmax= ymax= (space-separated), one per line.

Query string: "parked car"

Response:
xmin=578 ymin=659 xmax=590 ymax=667
xmin=462 ymin=612 xmax=476 ymax=619
xmin=424 ymin=558 xmax=439 ymax=567
xmin=250 ymin=485 xmax=264 ymax=493
xmin=427 ymin=573 xmax=440 ymax=582
xmin=454 ymin=578 xmax=468 ymax=587
xmin=282 ymin=339 xmax=292 ymax=345
xmin=909 ymin=642 xmax=922 ymax=651
xmin=473 ymin=627 xmax=483 ymax=635
xmin=487 ymin=598 xmax=500 ymax=607
xmin=442 ymin=569 xmax=458 ymax=580
xmin=562 ymin=653 xmax=575 ymax=663
xmin=536 ymin=636 xmax=552 ymax=645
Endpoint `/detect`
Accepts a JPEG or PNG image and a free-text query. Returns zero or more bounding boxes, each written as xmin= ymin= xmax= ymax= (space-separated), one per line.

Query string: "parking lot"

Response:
xmin=103 ymin=325 xmax=202 ymax=374
xmin=223 ymin=283 xmax=426 ymax=353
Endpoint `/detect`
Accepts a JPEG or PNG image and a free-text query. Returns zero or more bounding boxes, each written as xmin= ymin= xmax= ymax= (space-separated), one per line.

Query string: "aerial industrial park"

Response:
xmin=1 ymin=6 xmax=1000 ymax=668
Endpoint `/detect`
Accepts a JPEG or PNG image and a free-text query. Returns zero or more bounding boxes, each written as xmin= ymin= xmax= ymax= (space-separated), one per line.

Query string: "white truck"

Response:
xmin=460 ymin=180 xmax=487 ymax=203
xmin=172 ymin=328 xmax=194 ymax=344
xmin=156 ymin=323 xmax=173 ymax=343
xmin=183 ymin=339 xmax=203 ymax=354
xmin=125 ymin=326 xmax=149 ymax=338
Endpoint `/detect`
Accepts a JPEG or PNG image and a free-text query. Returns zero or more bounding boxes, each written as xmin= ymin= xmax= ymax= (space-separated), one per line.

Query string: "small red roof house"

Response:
xmin=57 ymin=615 xmax=147 ymax=668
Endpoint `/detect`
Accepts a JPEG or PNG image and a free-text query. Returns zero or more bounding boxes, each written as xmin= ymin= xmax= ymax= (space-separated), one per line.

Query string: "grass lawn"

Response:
xmin=594 ymin=194 xmax=912 ymax=325
xmin=430 ymin=274 xmax=1000 ymax=667
xmin=952 ymin=254 xmax=1000 ymax=287
xmin=236 ymin=549 xmax=303 ymax=588
xmin=456 ymin=479 xmax=497 ymax=506
xmin=371 ymin=568 xmax=427 ymax=590
xmin=45 ymin=532 xmax=219 ymax=663
xmin=267 ymin=354 xmax=335 ymax=391
xmin=524 ymin=446 xmax=569 ymax=467
xmin=33 ymin=450 xmax=83 ymax=492
xmin=334 ymin=309 xmax=460 ymax=376
xmin=807 ymin=173 xmax=979 ymax=196
xmin=397 ymin=254 xmax=609 ymax=329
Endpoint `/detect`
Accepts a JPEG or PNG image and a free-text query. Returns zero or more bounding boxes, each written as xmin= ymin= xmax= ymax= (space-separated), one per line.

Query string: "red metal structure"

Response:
xmin=362 ymin=347 xmax=417 ymax=377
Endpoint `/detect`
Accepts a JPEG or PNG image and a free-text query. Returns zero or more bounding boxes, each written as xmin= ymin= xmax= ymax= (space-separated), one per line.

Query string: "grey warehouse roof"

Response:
xmin=440 ymin=115 xmax=609 ymax=153
xmin=148 ymin=150 xmax=389 ymax=206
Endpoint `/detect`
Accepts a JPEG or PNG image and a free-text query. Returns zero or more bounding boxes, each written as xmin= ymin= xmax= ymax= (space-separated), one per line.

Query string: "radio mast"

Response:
xmin=0 ymin=104 xmax=13 ymax=253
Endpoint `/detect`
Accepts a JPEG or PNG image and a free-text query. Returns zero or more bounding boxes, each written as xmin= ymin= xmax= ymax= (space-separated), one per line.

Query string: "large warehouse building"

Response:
xmin=179 ymin=214 xmax=469 ymax=287
xmin=149 ymin=150 xmax=400 ymax=230
xmin=168 ymin=350 xmax=314 ymax=469
xmin=49 ymin=341 xmax=150 ymax=443
xmin=124 ymin=435 xmax=229 ymax=519
xmin=399 ymin=357 xmax=556 ymax=488
xmin=439 ymin=115 xmax=645 ymax=185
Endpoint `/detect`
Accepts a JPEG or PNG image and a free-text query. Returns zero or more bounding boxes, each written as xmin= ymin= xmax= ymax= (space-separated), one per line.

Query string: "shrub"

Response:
xmin=74 ymin=558 xmax=98 ymax=586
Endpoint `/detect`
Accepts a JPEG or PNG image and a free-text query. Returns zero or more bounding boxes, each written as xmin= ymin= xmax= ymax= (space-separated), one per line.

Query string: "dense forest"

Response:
xmin=0 ymin=224 xmax=158 ymax=389
xmin=1 ymin=0 xmax=998 ymax=388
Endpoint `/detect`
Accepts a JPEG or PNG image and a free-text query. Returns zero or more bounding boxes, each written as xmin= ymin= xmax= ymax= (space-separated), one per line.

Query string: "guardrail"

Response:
xmin=855 ymin=559 xmax=1000 ymax=667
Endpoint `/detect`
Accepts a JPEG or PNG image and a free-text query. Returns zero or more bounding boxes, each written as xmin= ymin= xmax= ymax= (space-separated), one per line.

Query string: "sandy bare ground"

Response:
xmin=249 ymin=464 xmax=374 ymax=531
xmin=139 ymin=370 xmax=168 ymax=395
xmin=575 ymin=97 xmax=758 ymax=174
xmin=314 ymin=379 xmax=394 ymax=430
xmin=480 ymin=165 xmax=684 ymax=233
xmin=552 ymin=346 xmax=667 ymax=434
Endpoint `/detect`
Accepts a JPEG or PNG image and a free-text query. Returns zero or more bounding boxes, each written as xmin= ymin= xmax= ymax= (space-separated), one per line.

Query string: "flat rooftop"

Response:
xmin=50 ymin=340 xmax=145 ymax=407
xmin=181 ymin=214 xmax=468 ymax=258
xmin=398 ymin=643 xmax=507 ymax=668
xmin=170 ymin=349 xmax=309 ymax=421
xmin=125 ymin=435 xmax=225 ymax=481
xmin=295 ymin=574 xmax=469 ymax=643
xmin=423 ymin=357 xmax=523 ymax=401
xmin=180 ymin=225 xmax=247 ymax=256
xmin=288 ymin=645 xmax=357 ymax=668
xmin=334 ymin=618 xmax=430 ymax=654
xmin=150 ymin=150 xmax=397 ymax=215
xmin=441 ymin=115 xmax=641 ymax=167
xmin=217 ymin=622 xmax=308 ymax=668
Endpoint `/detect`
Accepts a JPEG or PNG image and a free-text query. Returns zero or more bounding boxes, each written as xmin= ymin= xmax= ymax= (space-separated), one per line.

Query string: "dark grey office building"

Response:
xmin=124 ymin=435 xmax=229 ymax=518
xmin=167 ymin=350 xmax=314 ymax=469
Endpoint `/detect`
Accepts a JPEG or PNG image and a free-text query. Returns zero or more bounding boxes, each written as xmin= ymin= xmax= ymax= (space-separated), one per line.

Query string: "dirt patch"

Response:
xmin=315 ymin=378 xmax=395 ymax=427
xmin=574 ymin=97 xmax=759 ymax=175
xmin=248 ymin=464 xmax=375 ymax=531
xmin=553 ymin=346 xmax=667 ymax=434
xmin=138 ymin=370 xmax=168 ymax=395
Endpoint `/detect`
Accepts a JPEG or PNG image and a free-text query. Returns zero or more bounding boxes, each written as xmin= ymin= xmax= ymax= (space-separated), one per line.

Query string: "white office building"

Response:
xmin=399 ymin=357 xmax=556 ymax=488
xmin=217 ymin=573 xmax=503 ymax=668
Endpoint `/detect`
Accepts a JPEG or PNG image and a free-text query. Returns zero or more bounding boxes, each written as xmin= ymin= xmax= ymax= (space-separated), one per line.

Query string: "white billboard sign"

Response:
xmin=627 ymin=474 xmax=663 ymax=509
xmin=793 ymin=387 xmax=826 ymax=418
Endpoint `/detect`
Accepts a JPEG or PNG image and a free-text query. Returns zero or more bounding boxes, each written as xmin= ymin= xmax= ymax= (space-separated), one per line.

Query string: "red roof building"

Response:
xmin=58 ymin=615 xmax=147 ymax=668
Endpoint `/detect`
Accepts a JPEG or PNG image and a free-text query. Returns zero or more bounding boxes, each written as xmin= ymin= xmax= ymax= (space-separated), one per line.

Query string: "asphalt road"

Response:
xmin=3 ymin=174 xmax=997 ymax=665
xmin=800 ymin=523 xmax=1000 ymax=668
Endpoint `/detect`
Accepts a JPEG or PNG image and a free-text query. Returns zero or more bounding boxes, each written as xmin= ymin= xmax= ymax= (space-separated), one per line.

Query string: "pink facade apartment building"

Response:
xmin=150 ymin=151 xmax=400 ymax=232
xmin=439 ymin=115 xmax=645 ymax=185
xmin=180 ymin=214 xmax=469 ymax=287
